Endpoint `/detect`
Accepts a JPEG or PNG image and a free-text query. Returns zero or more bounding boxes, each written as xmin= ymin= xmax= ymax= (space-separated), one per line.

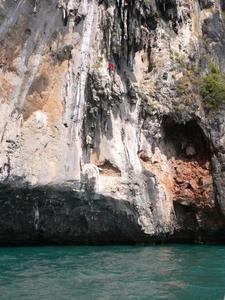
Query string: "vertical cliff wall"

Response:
xmin=0 ymin=0 xmax=225 ymax=244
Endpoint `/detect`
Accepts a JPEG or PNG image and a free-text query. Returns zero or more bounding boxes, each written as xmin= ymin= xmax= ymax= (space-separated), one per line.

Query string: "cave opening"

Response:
xmin=161 ymin=116 xmax=214 ymax=210
xmin=155 ymin=0 xmax=177 ymax=21
xmin=162 ymin=117 xmax=211 ymax=161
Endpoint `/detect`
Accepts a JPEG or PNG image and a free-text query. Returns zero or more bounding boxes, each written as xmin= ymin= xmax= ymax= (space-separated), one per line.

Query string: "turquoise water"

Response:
xmin=0 ymin=245 xmax=225 ymax=300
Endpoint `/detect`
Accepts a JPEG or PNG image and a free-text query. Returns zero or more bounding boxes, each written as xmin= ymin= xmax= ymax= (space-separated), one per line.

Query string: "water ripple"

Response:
xmin=0 ymin=245 xmax=225 ymax=300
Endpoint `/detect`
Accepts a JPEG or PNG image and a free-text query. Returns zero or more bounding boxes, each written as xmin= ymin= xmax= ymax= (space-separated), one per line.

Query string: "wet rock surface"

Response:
xmin=0 ymin=0 xmax=225 ymax=244
xmin=0 ymin=181 xmax=224 ymax=245
xmin=0 ymin=182 xmax=145 ymax=245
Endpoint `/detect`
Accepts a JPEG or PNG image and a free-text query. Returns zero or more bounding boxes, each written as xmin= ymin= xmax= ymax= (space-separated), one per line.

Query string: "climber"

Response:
xmin=108 ymin=62 xmax=116 ymax=72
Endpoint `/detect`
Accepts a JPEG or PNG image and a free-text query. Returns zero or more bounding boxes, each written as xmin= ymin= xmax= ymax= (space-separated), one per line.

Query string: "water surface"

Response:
xmin=0 ymin=245 xmax=224 ymax=299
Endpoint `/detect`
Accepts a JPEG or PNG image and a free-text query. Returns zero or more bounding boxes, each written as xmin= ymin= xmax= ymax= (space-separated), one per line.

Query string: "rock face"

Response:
xmin=0 ymin=0 xmax=225 ymax=244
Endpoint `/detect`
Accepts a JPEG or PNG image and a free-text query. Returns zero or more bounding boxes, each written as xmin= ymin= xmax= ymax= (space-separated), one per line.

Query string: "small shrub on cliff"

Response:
xmin=200 ymin=63 xmax=225 ymax=108
xmin=176 ymin=71 xmax=200 ymax=96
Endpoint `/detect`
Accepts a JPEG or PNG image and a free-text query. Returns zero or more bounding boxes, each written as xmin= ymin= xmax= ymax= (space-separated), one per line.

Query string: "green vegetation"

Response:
xmin=170 ymin=50 xmax=179 ymax=61
xmin=170 ymin=50 xmax=188 ymax=69
xmin=176 ymin=79 xmax=188 ymax=95
xmin=176 ymin=69 xmax=200 ymax=96
xmin=200 ymin=63 xmax=225 ymax=108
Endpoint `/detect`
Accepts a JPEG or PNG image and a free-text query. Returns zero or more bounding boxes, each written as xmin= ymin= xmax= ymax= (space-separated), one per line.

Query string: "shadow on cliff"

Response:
xmin=0 ymin=180 xmax=225 ymax=246
xmin=0 ymin=182 xmax=146 ymax=245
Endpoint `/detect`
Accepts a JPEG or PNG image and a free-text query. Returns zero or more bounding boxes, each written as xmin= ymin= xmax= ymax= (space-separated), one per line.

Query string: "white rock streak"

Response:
xmin=65 ymin=0 xmax=97 ymax=180
xmin=73 ymin=0 xmax=96 ymax=140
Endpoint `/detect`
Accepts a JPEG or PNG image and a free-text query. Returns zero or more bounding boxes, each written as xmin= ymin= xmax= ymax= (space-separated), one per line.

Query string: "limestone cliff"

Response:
xmin=0 ymin=0 xmax=225 ymax=244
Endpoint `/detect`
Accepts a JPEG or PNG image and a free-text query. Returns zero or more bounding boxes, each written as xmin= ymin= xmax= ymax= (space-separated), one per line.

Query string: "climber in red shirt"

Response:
xmin=108 ymin=62 xmax=116 ymax=72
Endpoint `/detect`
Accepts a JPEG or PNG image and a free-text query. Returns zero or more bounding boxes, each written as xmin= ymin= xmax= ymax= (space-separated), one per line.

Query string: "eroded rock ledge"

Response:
xmin=0 ymin=180 xmax=224 ymax=245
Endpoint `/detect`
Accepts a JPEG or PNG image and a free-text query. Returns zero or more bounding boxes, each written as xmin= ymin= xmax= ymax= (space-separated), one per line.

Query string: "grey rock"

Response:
xmin=0 ymin=0 xmax=225 ymax=245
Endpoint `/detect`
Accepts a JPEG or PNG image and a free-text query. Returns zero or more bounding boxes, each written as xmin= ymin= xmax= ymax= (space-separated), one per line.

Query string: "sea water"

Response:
xmin=0 ymin=245 xmax=224 ymax=300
